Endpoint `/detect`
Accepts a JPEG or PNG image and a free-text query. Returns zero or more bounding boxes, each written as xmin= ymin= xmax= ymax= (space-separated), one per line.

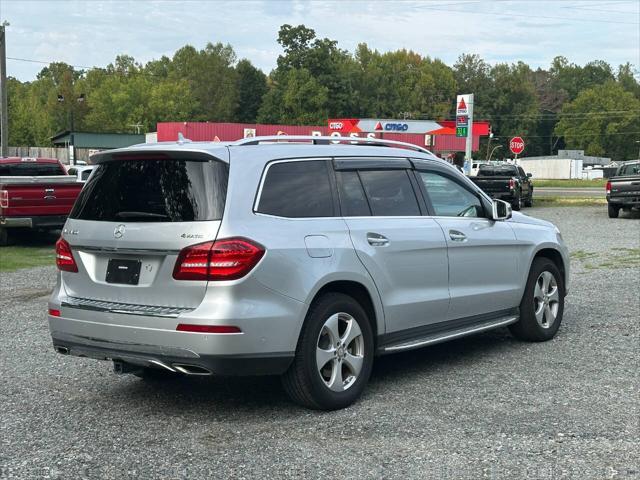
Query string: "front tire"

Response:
xmin=509 ymin=257 xmax=565 ymax=342
xmin=282 ymin=293 xmax=374 ymax=410
xmin=608 ymin=204 xmax=620 ymax=218
xmin=0 ymin=228 xmax=9 ymax=246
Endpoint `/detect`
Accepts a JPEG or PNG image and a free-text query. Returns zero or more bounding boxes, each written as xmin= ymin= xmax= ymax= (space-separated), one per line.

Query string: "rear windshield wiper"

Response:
xmin=114 ymin=211 xmax=170 ymax=220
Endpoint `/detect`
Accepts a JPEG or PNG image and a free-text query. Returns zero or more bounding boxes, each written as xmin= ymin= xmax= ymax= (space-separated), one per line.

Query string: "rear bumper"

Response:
xmin=0 ymin=215 xmax=67 ymax=229
xmin=48 ymin=277 xmax=304 ymax=376
xmin=607 ymin=196 xmax=640 ymax=207
xmin=485 ymin=192 xmax=515 ymax=201
xmin=51 ymin=331 xmax=293 ymax=375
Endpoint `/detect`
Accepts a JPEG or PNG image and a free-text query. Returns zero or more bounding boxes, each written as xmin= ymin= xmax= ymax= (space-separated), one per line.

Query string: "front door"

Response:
xmin=416 ymin=169 xmax=522 ymax=320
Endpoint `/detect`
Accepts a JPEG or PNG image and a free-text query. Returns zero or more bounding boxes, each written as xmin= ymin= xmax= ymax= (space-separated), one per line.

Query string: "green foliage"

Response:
xmin=235 ymin=59 xmax=267 ymax=123
xmin=5 ymin=23 xmax=640 ymax=162
xmin=555 ymin=82 xmax=640 ymax=160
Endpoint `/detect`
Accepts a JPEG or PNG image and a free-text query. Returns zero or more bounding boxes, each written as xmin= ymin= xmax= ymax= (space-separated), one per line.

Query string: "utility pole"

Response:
xmin=0 ymin=22 xmax=9 ymax=158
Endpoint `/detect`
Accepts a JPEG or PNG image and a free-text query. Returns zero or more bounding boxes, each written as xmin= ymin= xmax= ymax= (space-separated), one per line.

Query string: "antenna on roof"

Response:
xmin=177 ymin=132 xmax=192 ymax=144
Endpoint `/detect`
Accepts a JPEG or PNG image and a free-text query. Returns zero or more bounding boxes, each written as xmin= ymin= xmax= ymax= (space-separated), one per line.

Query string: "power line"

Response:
xmin=6 ymin=56 xmax=164 ymax=78
xmin=492 ymin=130 xmax=640 ymax=139
xmin=418 ymin=4 xmax=640 ymax=25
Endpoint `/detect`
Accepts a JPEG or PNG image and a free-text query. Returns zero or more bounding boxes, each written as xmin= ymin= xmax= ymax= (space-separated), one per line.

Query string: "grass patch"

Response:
xmin=0 ymin=246 xmax=55 ymax=272
xmin=533 ymin=179 xmax=607 ymax=188
xmin=573 ymin=247 xmax=640 ymax=271
xmin=534 ymin=196 xmax=607 ymax=207
xmin=571 ymin=250 xmax=598 ymax=261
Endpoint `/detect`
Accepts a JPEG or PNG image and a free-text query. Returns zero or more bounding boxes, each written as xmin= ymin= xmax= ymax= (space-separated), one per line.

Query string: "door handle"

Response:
xmin=449 ymin=230 xmax=467 ymax=242
xmin=367 ymin=233 xmax=389 ymax=247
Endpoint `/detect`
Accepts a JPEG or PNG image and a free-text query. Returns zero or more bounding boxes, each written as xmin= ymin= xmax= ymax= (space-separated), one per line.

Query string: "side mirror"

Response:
xmin=492 ymin=199 xmax=512 ymax=221
xmin=526 ymin=173 xmax=532 ymax=178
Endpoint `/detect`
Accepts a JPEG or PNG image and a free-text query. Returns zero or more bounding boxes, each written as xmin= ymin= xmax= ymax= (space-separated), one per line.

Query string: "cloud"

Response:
xmin=2 ymin=0 xmax=638 ymax=81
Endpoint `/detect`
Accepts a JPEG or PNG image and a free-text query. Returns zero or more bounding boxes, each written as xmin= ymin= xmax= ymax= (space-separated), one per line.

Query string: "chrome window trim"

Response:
xmin=252 ymin=157 xmax=334 ymax=215
xmin=75 ymin=245 xmax=181 ymax=255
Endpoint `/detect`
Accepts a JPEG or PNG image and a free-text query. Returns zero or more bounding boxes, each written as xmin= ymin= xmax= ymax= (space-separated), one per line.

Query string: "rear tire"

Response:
xmin=509 ymin=257 xmax=565 ymax=342
xmin=512 ymin=193 xmax=522 ymax=211
xmin=282 ymin=293 xmax=374 ymax=410
xmin=524 ymin=194 xmax=533 ymax=208
xmin=608 ymin=204 xmax=620 ymax=218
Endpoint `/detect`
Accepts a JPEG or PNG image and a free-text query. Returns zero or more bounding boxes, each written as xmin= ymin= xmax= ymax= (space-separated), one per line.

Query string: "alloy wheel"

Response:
xmin=533 ymin=271 xmax=560 ymax=329
xmin=316 ymin=312 xmax=365 ymax=392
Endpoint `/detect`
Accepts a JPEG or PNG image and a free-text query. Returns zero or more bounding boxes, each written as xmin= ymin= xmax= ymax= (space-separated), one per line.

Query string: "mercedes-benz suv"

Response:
xmin=49 ymin=136 xmax=569 ymax=410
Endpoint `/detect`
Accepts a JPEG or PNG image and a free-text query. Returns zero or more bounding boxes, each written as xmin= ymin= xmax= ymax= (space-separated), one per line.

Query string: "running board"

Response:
xmin=382 ymin=315 xmax=518 ymax=353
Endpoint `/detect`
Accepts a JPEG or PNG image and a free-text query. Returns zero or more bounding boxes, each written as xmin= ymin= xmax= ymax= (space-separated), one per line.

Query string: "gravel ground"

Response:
xmin=1 ymin=206 xmax=638 ymax=479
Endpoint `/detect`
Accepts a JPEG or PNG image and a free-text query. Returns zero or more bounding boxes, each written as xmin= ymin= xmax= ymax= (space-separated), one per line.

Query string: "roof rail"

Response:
xmin=231 ymin=135 xmax=434 ymax=155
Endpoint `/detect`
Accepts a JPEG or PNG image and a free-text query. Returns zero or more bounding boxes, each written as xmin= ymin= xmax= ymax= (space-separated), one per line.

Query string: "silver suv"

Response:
xmin=49 ymin=136 xmax=569 ymax=410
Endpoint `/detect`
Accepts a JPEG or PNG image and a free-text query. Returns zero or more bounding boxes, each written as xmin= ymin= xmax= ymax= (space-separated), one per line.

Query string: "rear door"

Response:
xmin=336 ymin=159 xmax=450 ymax=333
xmin=415 ymin=166 xmax=521 ymax=320
xmin=61 ymin=153 xmax=229 ymax=309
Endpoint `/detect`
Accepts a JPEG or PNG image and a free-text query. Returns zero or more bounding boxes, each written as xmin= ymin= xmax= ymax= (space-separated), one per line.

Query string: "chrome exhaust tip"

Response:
xmin=172 ymin=364 xmax=212 ymax=376
xmin=55 ymin=346 xmax=69 ymax=355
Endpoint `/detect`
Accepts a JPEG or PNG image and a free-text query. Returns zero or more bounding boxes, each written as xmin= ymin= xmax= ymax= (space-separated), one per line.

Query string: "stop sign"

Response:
xmin=510 ymin=137 xmax=525 ymax=155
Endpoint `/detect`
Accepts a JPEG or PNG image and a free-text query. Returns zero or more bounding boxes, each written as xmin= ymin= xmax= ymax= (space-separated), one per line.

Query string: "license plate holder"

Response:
xmin=106 ymin=258 xmax=141 ymax=285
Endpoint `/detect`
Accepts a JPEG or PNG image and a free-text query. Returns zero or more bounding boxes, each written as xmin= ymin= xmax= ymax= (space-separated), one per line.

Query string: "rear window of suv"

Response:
xmin=69 ymin=159 xmax=228 ymax=222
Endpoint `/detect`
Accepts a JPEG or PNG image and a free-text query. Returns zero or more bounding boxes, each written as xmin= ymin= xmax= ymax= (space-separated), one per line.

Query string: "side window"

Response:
xmin=358 ymin=170 xmax=421 ymax=216
xmin=257 ymin=160 xmax=335 ymax=218
xmin=518 ymin=167 xmax=526 ymax=178
xmin=336 ymin=171 xmax=370 ymax=216
xmin=419 ymin=171 xmax=484 ymax=217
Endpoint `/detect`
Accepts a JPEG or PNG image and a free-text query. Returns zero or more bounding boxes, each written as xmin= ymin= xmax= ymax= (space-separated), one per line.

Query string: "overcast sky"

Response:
xmin=1 ymin=0 xmax=639 ymax=81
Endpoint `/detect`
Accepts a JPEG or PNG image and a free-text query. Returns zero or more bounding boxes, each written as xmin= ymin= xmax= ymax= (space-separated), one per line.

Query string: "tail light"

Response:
xmin=48 ymin=308 xmax=61 ymax=317
xmin=176 ymin=324 xmax=242 ymax=334
xmin=55 ymin=238 xmax=78 ymax=272
xmin=0 ymin=190 xmax=8 ymax=208
xmin=173 ymin=237 xmax=265 ymax=281
xmin=606 ymin=181 xmax=611 ymax=195
xmin=509 ymin=179 xmax=516 ymax=190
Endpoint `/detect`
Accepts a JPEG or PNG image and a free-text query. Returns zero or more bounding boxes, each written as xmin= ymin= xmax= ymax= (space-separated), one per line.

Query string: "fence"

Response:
xmin=6 ymin=146 xmax=95 ymax=164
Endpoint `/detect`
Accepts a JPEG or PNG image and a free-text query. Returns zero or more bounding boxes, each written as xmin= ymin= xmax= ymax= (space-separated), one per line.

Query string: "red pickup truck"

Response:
xmin=0 ymin=157 xmax=84 ymax=245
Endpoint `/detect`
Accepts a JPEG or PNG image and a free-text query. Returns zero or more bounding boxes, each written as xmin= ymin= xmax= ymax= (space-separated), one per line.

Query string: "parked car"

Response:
xmin=48 ymin=136 xmax=569 ymax=410
xmin=67 ymin=165 xmax=94 ymax=182
xmin=0 ymin=157 xmax=84 ymax=245
xmin=606 ymin=160 xmax=640 ymax=218
xmin=471 ymin=163 xmax=533 ymax=210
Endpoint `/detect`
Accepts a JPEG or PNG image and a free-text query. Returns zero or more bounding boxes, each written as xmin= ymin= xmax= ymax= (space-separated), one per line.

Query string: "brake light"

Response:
xmin=606 ymin=181 xmax=611 ymax=195
xmin=176 ymin=324 xmax=242 ymax=334
xmin=55 ymin=238 xmax=78 ymax=272
xmin=509 ymin=179 xmax=516 ymax=190
xmin=0 ymin=190 xmax=8 ymax=208
xmin=173 ymin=237 xmax=265 ymax=281
xmin=48 ymin=308 xmax=61 ymax=317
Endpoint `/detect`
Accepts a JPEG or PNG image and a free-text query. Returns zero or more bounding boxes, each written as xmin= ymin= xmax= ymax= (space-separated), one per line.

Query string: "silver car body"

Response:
xmin=49 ymin=137 xmax=569 ymax=375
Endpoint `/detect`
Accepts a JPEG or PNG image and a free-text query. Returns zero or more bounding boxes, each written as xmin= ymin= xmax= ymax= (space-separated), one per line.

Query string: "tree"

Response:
xmin=555 ymin=82 xmax=640 ymax=161
xmin=235 ymin=59 xmax=267 ymax=123
xmin=259 ymin=68 xmax=328 ymax=124
xmin=617 ymin=63 xmax=640 ymax=99
xmin=482 ymin=62 xmax=539 ymax=158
